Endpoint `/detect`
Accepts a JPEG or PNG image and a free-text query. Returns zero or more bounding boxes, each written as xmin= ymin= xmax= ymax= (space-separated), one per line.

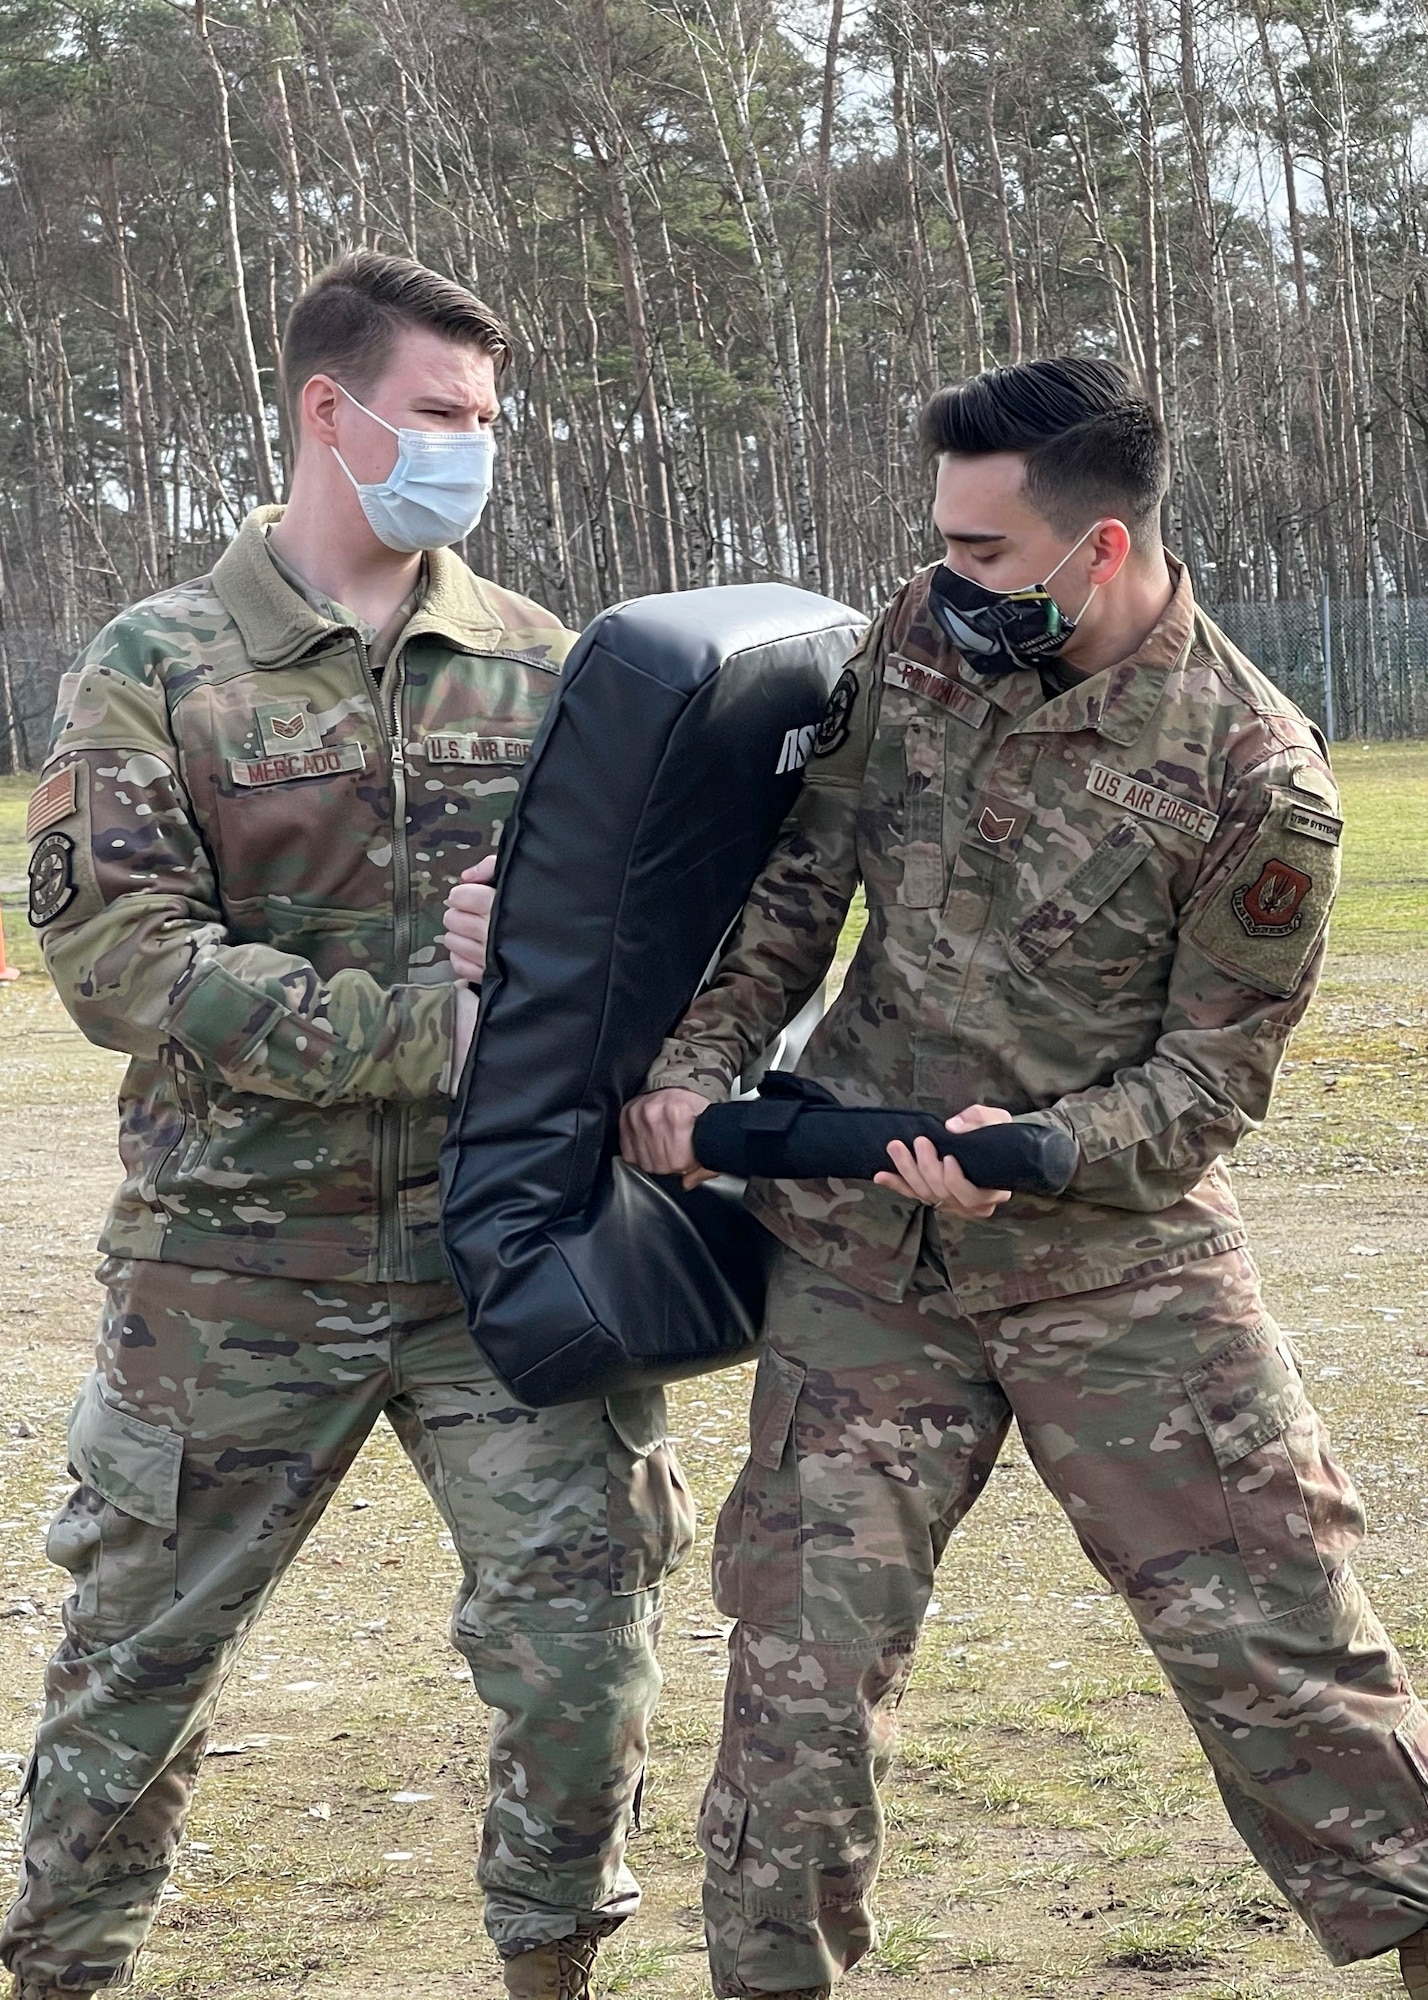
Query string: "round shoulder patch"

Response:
xmin=29 ymin=830 xmax=77 ymax=927
xmin=813 ymin=667 xmax=858 ymax=758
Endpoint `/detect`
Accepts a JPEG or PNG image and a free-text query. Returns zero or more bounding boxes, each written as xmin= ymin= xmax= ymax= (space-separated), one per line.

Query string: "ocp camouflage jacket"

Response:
xmin=646 ymin=563 xmax=1342 ymax=1312
xmin=26 ymin=507 xmax=572 ymax=1282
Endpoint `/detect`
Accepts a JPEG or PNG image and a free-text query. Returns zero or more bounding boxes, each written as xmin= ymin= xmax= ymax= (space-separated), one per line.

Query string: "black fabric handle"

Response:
xmin=938 ymin=1121 xmax=1078 ymax=1196
xmin=692 ymin=1075 xmax=1078 ymax=1196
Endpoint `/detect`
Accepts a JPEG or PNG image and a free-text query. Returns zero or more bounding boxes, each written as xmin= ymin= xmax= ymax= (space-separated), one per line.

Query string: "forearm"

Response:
xmin=1027 ymin=934 xmax=1324 ymax=1211
xmin=46 ymin=904 xmax=456 ymax=1104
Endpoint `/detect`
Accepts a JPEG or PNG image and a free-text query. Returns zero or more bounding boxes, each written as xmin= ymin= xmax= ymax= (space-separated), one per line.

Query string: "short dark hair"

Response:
xmin=920 ymin=357 xmax=1168 ymax=550
xmin=280 ymin=251 xmax=511 ymax=431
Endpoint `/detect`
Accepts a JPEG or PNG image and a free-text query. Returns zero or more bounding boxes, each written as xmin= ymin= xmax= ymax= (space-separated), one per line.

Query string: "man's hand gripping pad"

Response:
xmin=440 ymin=584 xmax=864 ymax=1407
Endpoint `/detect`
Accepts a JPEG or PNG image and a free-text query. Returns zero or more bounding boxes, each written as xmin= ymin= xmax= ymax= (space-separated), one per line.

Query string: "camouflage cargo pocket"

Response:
xmin=1183 ymin=1326 xmax=1365 ymax=1621
xmin=711 ymin=1347 xmax=804 ymax=1638
xmin=47 ymin=1372 xmax=183 ymax=1647
xmin=605 ymin=1393 xmax=697 ymax=1596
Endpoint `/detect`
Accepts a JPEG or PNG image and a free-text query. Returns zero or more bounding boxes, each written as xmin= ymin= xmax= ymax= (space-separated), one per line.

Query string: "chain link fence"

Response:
xmin=1207 ymin=597 xmax=1428 ymax=741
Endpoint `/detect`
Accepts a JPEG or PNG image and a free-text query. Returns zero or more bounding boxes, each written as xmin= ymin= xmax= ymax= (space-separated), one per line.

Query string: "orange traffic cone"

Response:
xmin=0 ymin=899 xmax=22 ymax=982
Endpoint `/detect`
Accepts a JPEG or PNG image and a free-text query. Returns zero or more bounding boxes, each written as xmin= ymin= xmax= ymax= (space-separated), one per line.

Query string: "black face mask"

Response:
xmin=927 ymin=522 xmax=1101 ymax=679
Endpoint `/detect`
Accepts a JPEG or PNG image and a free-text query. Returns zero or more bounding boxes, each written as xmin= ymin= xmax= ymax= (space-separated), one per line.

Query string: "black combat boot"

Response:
xmin=501 ymin=1935 xmax=599 ymax=2000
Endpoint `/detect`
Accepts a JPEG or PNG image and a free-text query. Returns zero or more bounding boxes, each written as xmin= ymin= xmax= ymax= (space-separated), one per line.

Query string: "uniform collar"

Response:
xmin=213 ymin=505 xmax=509 ymax=667
xmin=1012 ymin=557 xmax=1195 ymax=744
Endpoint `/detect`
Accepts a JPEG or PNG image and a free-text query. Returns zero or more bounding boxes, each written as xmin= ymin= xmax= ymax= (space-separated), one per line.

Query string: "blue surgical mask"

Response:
xmin=333 ymin=386 xmax=496 ymax=552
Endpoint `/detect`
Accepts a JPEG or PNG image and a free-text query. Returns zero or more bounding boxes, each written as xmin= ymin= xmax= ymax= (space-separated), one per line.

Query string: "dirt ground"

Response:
xmin=2 ymin=747 xmax=1426 ymax=1998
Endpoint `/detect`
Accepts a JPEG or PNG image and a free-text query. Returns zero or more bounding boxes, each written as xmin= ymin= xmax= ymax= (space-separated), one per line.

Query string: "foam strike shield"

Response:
xmin=440 ymin=584 xmax=865 ymax=1408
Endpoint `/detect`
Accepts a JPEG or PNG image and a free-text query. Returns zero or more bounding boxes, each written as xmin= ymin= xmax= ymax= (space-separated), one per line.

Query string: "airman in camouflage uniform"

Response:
xmin=6 ymin=261 xmax=693 ymax=2000
xmin=627 ymin=360 xmax=1428 ymax=1996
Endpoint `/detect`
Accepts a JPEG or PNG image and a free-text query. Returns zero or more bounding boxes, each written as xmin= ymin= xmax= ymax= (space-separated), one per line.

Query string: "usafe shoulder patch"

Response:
xmin=229 ymin=743 xmax=367 ymax=789
xmin=884 ymin=654 xmax=990 ymax=729
xmin=1186 ymin=789 xmax=1341 ymax=996
xmin=1232 ymin=858 xmax=1312 ymax=936
xmin=26 ymin=764 xmax=79 ymax=840
xmin=1086 ymin=762 xmax=1217 ymax=844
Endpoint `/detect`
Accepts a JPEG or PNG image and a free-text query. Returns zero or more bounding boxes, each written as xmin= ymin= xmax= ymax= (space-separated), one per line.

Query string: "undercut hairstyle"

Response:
xmin=280 ymin=250 xmax=511 ymax=432
xmin=920 ymin=357 xmax=1169 ymax=551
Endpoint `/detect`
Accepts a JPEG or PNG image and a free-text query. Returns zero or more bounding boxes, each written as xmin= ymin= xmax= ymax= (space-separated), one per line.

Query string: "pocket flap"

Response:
xmin=605 ymin=1386 xmax=669 ymax=1458
xmin=749 ymin=1349 xmax=805 ymax=1470
xmin=697 ymin=1774 xmax=750 ymax=1873
xmin=1010 ymin=819 xmax=1155 ymax=972
xmin=68 ymin=1376 xmax=182 ymax=1529
xmin=1183 ymin=1328 xmax=1310 ymax=1469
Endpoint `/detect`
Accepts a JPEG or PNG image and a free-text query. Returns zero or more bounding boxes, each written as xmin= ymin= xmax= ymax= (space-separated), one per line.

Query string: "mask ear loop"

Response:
xmin=330 ymin=383 xmax=403 ymax=494
xmin=1043 ymin=518 xmax=1121 ymax=628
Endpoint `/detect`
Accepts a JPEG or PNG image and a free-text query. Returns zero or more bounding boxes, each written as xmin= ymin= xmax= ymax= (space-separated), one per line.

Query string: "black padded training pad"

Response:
xmin=441 ymin=583 xmax=865 ymax=1407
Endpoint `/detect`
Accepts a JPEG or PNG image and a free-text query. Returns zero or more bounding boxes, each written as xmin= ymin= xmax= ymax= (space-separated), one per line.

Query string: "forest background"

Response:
xmin=1 ymin=0 xmax=1426 ymax=759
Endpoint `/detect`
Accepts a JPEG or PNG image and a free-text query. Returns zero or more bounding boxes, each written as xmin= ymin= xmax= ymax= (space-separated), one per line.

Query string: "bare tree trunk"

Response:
xmin=1251 ymin=0 xmax=1331 ymax=577
xmin=584 ymin=0 xmax=679 ymax=592
xmin=812 ymin=0 xmax=845 ymax=591
xmin=194 ymin=0 xmax=279 ymax=504
xmin=982 ymin=74 xmax=1022 ymax=363
xmin=695 ymin=0 xmax=818 ymax=585
xmin=258 ymin=0 xmax=310 ymax=290
xmin=926 ymin=34 xmax=986 ymax=372
xmin=1132 ymin=0 xmax=1162 ymax=417
xmin=889 ymin=10 xmax=937 ymax=396
xmin=304 ymin=7 xmax=371 ymax=243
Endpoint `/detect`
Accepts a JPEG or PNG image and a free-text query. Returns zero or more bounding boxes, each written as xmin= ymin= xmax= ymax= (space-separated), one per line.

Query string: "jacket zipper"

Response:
xmin=354 ymin=631 xmax=412 ymax=1283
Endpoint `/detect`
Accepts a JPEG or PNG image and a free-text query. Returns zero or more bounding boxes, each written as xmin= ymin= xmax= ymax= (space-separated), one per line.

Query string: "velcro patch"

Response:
xmin=257 ymin=699 xmax=323 ymax=756
xmin=1283 ymin=805 xmax=1342 ymax=846
xmin=813 ymin=668 xmax=858 ymax=756
xmin=1232 ymin=859 xmax=1312 ymax=936
xmin=968 ymin=793 xmax=1028 ymax=853
xmin=1186 ymin=790 xmax=1340 ymax=996
xmin=26 ymin=764 xmax=79 ymax=840
xmin=29 ymin=830 xmax=76 ymax=926
xmin=885 ymin=655 xmax=990 ymax=729
xmin=1086 ymin=762 xmax=1217 ymax=844
xmin=422 ymin=734 xmax=532 ymax=766
xmin=229 ymin=743 xmax=367 ymax=789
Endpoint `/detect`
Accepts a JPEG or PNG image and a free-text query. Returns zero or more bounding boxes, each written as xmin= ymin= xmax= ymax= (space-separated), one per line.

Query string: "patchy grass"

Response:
xmin=1 ymin=746 xmax=1426 ymax=1998
xmin=1325 ymin=740 xmax=1428 ymax=954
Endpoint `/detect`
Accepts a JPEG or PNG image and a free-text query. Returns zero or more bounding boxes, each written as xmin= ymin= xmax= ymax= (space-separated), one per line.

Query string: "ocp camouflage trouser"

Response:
xmin=1 ymin=1257 xmax=695 ymax=1993
xmin=700 ymin=1239 xmax=1428 ymax=1997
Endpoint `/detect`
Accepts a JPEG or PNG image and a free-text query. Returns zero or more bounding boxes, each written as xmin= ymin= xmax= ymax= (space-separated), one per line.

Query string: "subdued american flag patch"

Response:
xmin=25 ymin=763 xmax=79 ymax=840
